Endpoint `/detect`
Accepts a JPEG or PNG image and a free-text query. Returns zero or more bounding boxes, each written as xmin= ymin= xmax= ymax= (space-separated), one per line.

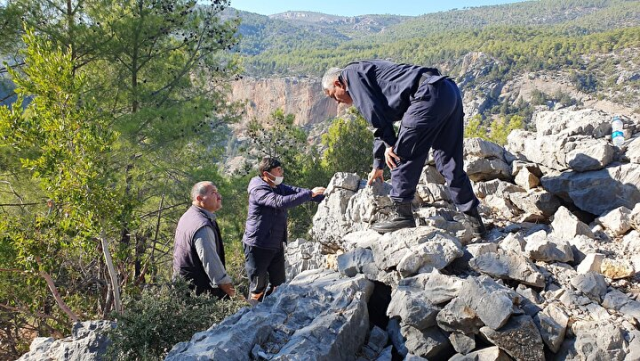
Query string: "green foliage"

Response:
xmin=465 ymin=114 xmax=525 ymax=145
xmin=464 ymin=114 xmax=488 ymax=139
xmin=106 ymin=279 xmax=245 ymax=361
xmin=233 ymin=0 xmax=640 ymax=79
xmin=0 ymin=29 xmax=121 ymax=356
xmin=489 ymin=115 xmax=525 ymax=145
xmin=246 ymin=109 xmax=308 ymax=174
xmin=321 ymin=108 xmax=373 ymax=177
xmin=245 ymin=108 xmax=329 ymax=238
xmin=0 ymin=1 xmax=243 ymax=357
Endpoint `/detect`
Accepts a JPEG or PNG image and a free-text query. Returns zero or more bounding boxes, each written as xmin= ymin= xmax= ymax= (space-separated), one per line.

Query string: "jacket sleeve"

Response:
xmin=343 ymin=65 xmax=397 ymax=169
xmin=194 ymin=227 xmax=232 ymax=286
xmin=282 ymin=184 xmax=325 ymax=203
xmin=252 ymin=184 xmax=313 ymax=209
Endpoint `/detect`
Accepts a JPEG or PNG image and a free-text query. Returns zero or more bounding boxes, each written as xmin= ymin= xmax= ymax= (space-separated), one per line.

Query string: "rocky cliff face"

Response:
xmin=229 ymin=76 xmax=339 ymax=129
xmin=229 ymin=51 xmax=639 ymax=138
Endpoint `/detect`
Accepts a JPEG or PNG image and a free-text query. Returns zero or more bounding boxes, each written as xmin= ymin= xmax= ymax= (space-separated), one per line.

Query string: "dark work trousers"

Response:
xmin=391 ymin=78 xmax=479 ymax=213
xmin=243 ymin=243 xmax=286 ymax=296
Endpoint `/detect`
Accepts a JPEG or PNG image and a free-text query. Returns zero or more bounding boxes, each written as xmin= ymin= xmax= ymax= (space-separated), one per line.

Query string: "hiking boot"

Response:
xmin=464 ymin=207 xmax=487 ymax=238
xmin=371 ymin=202 xmax=415 ymax=234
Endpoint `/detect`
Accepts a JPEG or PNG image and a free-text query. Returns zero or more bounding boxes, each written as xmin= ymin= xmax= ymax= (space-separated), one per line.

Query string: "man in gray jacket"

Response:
xmin=173 ymin=181 xmax=235 ymax=298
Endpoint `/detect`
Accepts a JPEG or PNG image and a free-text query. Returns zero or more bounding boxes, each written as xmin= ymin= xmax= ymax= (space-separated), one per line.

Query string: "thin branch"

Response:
xmin=139 ymin=201 xmax=188 ymax=219
xmin=0 ymin=92 xmax=16 ymax=103
xmin=150 ymin=185 xmax=167 ymax=267
xmin=0 ymin=61 xmax=25 ymax=74
xmin=100 ymin=230 xmax=122 ymax=313
xmin=36 ymin=261 xmax=80 ymax=323
xmin=0 ymin=202 xmax=40 ymax=207
xmin=0 ymin=303 xmax=57 ymax=321
xmin=0 ymin=268 xmax=25 ymax=273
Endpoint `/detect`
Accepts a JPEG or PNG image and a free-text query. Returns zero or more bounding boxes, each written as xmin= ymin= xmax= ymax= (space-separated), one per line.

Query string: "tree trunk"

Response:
xmin=101 ymin=230 xmax=122 ymax=313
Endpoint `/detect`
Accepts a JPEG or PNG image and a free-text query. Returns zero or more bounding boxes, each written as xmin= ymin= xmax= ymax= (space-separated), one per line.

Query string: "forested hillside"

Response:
xmin=1 ymin=0 xmax=639 ymax=359
xmin=231 ymin=0 xmax=640 ymax=83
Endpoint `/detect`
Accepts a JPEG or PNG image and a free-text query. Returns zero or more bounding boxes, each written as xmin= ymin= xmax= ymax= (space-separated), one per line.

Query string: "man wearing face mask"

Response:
xmin=242 ymin=157 xmax=326 ymax=303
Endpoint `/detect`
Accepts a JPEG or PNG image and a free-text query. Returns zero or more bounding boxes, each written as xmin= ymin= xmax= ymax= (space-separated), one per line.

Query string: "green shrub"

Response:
xmin=106 ymin=279 xmax=246 ymax=360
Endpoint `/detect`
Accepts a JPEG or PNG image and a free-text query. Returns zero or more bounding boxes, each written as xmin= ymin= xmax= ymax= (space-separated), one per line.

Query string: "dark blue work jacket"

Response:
xmin=242 ymin=177 xmax=324 ymax=250
xmin=341 ymin=59 xmax=443 ymax=169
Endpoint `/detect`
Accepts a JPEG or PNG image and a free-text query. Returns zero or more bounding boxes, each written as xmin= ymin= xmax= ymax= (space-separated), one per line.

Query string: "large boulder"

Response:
xmin=18 ymin=321 xmax=115 ymax=361
xmin=166 ymin=270 xmax=374 ymax=361
xmin=541 ymin=164 xmax=640 ymax=216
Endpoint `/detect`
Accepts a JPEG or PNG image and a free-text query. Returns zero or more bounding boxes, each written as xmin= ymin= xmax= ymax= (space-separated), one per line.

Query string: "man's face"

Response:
xmin=324 ymin=80 xmax=353 ymax=105
xmin=200 ymin=184 xmax=222 ymax=212
xmin=267 ymin=166 xmax=284 ymax=178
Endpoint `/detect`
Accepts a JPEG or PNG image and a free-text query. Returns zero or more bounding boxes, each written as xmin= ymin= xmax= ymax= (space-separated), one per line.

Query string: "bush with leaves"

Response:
xmin=106 ymin=279 xmax=245 ymax=361
xmin=321 ymin=108 xmax=373 ymax=177
xmin=465 ymin=114 xmax=524 ymax=145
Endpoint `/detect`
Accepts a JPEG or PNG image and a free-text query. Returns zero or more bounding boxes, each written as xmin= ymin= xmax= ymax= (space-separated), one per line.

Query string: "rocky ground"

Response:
xmin=19 ymin=107 xmax=640 ymax=360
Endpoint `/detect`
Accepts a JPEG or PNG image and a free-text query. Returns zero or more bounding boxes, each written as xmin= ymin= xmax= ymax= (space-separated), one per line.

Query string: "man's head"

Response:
xmin=322 ymin=67 xmax=353 ymax=105
xmin=258 ymin=157 xmax=284 ymax=187
xmin=191 ymin=181 xmax=222 ymax=213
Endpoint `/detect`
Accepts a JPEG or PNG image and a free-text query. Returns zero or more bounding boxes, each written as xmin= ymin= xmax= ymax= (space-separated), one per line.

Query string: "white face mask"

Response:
xmin=267 ymin=171 xmax=284 ymax=185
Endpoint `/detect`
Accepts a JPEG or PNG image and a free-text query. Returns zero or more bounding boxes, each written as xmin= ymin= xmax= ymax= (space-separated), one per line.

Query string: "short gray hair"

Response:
xmin=322 ymin=67 xmax=343 ymax=90
xmin=191 ymin=181 xmax=214 ymax=201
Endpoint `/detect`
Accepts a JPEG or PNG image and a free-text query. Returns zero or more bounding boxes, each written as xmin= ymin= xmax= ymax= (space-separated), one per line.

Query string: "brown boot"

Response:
xmin=371 ymin=202 xmax=415 ymax=234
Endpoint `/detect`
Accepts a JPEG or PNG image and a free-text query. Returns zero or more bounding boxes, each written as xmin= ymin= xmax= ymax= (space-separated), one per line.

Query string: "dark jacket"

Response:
xmin=173 ymin=205 xmax=226 ymax=295
xmin=342 ymin=59 xmax=443 ymax=169
xmin=242 ymin=176 xmax=324 ymax=250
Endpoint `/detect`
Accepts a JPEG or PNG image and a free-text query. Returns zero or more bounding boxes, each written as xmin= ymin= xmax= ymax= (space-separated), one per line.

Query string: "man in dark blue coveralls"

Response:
xmin=322 ymin=60 xmax=485 ymax=235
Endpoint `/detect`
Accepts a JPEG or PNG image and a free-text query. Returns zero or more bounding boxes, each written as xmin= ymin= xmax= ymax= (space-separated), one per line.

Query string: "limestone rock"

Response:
xmin=387 ymin=287 xmax=440 ymax=330
xmin=570 ymin=272 xmax=608 ymax=303
xmin=551 ymin=206 xmax=595 ymax=239
xmin=565 ymin=138 xmax=614 ymax=172
xmin=396 ymin=234 xmax=464 ymax=276
xmin=285 ymin=238 xmax=326 ymax=281
xmin=576 ymin=253 xmax=605 ymax=274
xmin=514 ymin=167 xmax=540 ymax=190
xmin=602 ymin=289 xmax=640 ymax=321
xmin=166 ymin=270 xmax=373 ymax=361
xmin=598 ymin=206 xmax=633 ymax=236
xmin=436 ymin=297 xmax=483 ymax=335
xmin=469 ymin=251 xmax=545 ymax=287
xmin=626 ymin=136 xmax=640 ymax=164
xmin=459 ymin=276 xmax=519 ymax=330
xmin=341 ymin=230 xmax=381 ymax=252
xmin=508 ymin=188 xmax=561 ymax=220
xmin=524 ymin=231 xmax=574 ymax=263
xmin=480 ymin=315 xmax=545 ymax=361
xmin=398 ymin=272 xmax=463 ymax=305
xmin=541 ymin=164 xmax=640 ymax=216
xmin=572 ymin=321 xmax=627 ymax=361
xmin=449 ymin=346 xmax=511 ymax=361
xmin=371 ymin=227 xmax=462 ymax=275
xmin=533 ymin=303 xmax=569 ymax=353
xmin=449 ymin=332 xmax=476 ymax=355
xmin=601 ymin=258 xmax=635 ymax=280
xmin=17 ymin=321 xmax=115 ymax=361
xmin=337 ymin=248 xmax=378 ymax=278
xmin=401 ymin=325 xmax=453 ymax=360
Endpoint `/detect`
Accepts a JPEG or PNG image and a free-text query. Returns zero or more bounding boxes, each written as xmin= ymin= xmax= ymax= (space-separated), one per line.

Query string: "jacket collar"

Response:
xmin=192 ymin=205 xmax=217 ymax=222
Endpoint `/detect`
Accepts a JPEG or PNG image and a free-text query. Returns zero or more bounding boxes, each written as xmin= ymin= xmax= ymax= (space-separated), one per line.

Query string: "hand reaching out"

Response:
xmin=311 ymin=187 xmax=326 ymax=197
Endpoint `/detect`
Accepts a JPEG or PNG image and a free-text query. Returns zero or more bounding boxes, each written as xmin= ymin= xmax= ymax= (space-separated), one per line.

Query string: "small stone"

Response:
xmin=601 ymin=259 xmax=635 ymax=279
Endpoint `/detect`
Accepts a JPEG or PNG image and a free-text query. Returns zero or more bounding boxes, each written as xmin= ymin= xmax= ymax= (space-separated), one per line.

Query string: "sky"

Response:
xmin=227 ymin=0 xmax=532 ymax=17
